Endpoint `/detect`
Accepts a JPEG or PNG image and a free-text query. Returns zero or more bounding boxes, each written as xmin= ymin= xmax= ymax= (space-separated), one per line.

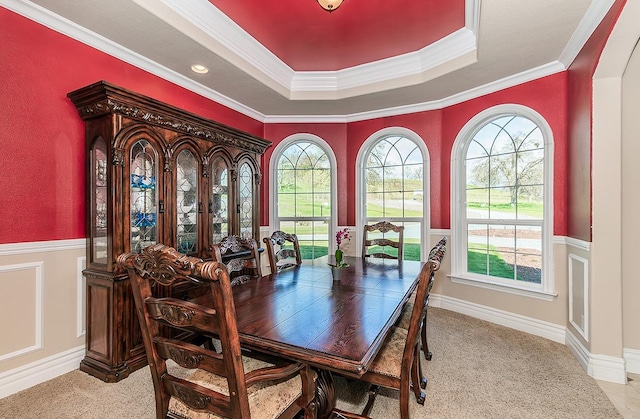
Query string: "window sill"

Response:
xmin=449 ymin=274 xmax=557 ymax=301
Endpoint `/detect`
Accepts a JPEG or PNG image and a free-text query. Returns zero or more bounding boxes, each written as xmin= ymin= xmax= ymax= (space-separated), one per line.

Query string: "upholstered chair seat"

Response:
xmin=365 ymin=326 xmax=408 ymax=379
xmin=396 ymin=303 xmax=413 ymax=330
xmin=169 ymin=356 xmax=303 ymax=419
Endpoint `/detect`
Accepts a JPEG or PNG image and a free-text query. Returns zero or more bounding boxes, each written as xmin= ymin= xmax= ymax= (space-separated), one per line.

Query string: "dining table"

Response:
xmin=194 ymin=255 xmax=424 ymax=418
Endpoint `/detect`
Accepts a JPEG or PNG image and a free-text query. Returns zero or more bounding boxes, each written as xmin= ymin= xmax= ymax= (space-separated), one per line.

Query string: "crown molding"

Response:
xmin=558 ymin=0 xmax=617 ymax=67
xmin=264 ymin=61 xmax=566 ymax=123
xmin=4 ymin=0 xmax=615 ymax=123
xmin=289 ymin=28 xmax=477 ymax=100
xmin=139 ymin=0 xmax=294 ymax=97
xmin=141 ymin=0 xmax=479 ymax=100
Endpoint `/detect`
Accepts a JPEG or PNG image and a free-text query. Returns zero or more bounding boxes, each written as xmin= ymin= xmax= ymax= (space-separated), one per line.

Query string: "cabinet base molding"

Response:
xmin=79 ymin=353 xmax=147 ymax=383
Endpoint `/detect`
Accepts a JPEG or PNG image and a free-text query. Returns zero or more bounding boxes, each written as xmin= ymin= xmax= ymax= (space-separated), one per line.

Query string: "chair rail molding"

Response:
xmin=0 ymin=239 xmax=85 ymax=256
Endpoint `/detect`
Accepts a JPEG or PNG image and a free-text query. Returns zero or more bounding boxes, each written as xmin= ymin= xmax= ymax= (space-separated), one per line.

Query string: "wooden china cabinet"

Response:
xmin=68 ymin=81 xmax=270 ymax=382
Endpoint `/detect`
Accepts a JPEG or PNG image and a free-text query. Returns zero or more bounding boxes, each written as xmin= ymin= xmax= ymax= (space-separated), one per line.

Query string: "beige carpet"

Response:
xmin=0 ymin=308 xmax=622 ymax=418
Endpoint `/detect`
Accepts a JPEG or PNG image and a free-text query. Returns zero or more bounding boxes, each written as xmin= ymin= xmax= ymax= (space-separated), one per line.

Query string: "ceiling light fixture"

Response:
xmin=317 ymin=0 xmax=344 ymax=12
xmin=190 ymin=64 xmax=209 ymax=74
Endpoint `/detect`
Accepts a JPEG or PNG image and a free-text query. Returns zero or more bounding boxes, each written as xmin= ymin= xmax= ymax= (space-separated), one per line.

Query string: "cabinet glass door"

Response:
xmin=176 ymin=149 xmax=198 ymax=254
xmin=211 ymin=156 xmax=229 ymax=244
xmin=238 ymin=162 xmax=253 ymax=239
xmin=130 ymin=139 xmax=158 ymax=253
xmin=91 ymin=138 xmax=108 ymax=264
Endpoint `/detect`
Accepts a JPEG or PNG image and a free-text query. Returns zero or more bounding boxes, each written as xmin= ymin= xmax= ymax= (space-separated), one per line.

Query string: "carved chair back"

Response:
xmin=118 ymin=244 xmax=316 ymax=419
xmin=211 ymin=235 xmax=262 ymax=286
xmin=263 ymin=231 xmax=302 ymax=273
xmin=362 ymin=221 xmax=405 ymax=262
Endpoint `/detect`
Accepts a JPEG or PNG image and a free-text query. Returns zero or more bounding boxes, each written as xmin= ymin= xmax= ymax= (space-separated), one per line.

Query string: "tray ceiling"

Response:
xmin=10 ymin=0 xmax=609 ymax=121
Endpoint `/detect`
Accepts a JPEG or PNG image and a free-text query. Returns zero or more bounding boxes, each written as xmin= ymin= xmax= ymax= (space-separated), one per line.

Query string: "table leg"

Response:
xmin=315 ymin=369 xmax=336 ymax=419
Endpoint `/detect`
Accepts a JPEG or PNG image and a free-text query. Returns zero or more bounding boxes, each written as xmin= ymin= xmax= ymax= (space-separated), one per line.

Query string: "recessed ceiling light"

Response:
xmin=190 ymin=64 xmax=209 ymax=74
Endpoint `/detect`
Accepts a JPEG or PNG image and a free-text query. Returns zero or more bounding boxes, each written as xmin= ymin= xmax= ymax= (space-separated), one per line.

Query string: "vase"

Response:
xmin=331 ymin=266 xmax=343 ymax=282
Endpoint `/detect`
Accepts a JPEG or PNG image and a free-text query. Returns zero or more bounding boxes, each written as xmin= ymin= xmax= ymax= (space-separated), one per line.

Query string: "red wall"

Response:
xmin=346 ymin=112 xmax=444 ymax=227
xmin=262 ymin=124 xmax=348 ymax=226
xmin=441 ymin=73 xmax=569 ymax=235
xmin=3 ymin=4 xmax=616 ymax=245
xmin=566 ymin=0 xmax=626 ymax=242
xmin=0 ymin=9 xmax=261 ymax=244
xmin=263 ymin=74 xmax=569 ymax=234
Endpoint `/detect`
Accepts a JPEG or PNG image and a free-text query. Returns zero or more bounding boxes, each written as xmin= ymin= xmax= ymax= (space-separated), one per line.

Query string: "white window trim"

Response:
xmin=268 ymin=133 xmax=339 ymax=255
xmin=450 ymin=104 xmax=556 ymax=298
xmin=356 ymin=127 xmax=431 ymax=261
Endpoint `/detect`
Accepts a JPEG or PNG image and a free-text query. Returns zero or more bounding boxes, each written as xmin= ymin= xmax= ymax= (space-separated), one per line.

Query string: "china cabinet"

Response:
xmin=68 ymin=81 xmax=270 ymax=382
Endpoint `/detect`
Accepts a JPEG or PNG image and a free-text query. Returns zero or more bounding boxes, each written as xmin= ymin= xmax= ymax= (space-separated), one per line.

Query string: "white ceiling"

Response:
xmin=6 ymin=0 xmax=613 ymax=122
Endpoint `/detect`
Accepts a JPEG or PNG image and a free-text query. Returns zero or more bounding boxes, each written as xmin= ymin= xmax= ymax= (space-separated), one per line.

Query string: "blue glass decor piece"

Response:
xmin=134 ymin=212 xmax=156 ymax=227
xmin=130 ymin=174 xmax=156 ymax=189
xmin=140 ymin=175 xmax=155 ymax=189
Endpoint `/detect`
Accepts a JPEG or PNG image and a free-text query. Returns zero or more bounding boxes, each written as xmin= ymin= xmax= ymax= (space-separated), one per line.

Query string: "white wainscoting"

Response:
xmin=1 ymin=235 xmax=633 ymax=399
xmin=568 ymin=253 xmax=589 ymax=341
xmin=76 ymin=256 xmax=86 ymax=338
xmin=0 ymin=262 xmax=44 ymax=362
xmin=0 ymin=239 xmax=85 ymax=398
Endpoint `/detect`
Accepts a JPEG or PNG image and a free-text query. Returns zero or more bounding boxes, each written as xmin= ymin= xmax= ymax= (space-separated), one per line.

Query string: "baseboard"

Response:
xmin=566 ymin=328 xmax=591 ymax=373
xmin=624 ymin=348 xmax=640 ymax=374
xmin=430 ymin=294 xmax=566 ymax=343
xmin=566 ymin=329 xmax=627 ymax=384
xmin=0 ymin=345 xmax=85 ymax=398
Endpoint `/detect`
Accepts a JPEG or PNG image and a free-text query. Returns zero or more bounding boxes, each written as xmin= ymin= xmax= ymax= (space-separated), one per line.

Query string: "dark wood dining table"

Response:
xmin=195 ymin=255 xmax=424 ymax=417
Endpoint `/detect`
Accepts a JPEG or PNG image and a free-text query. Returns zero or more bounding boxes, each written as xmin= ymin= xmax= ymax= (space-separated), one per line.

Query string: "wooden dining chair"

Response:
xmin=211 ymin=235 xmax=262 ymax=286
xmin=263 ymin=231 xmax=302 ymax=274
xmin=333 ymin=254 xmax=444 ymax=419
xmin=397 ymin=236 xmax=447 ymax=362
xmin=362 ymin=221 xmax=405 ymax=263
xmin=117 ymin=244 xmax=317 ymax=419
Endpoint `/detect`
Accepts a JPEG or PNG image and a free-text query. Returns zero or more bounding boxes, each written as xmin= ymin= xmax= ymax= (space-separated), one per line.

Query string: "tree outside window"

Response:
xmin=465 ymin=115 xmax=544 ymax=284
xmin=364 ymin=135 xmax=424 ymax=261
xmin=275 ymin=141 xmax=331 ymax=259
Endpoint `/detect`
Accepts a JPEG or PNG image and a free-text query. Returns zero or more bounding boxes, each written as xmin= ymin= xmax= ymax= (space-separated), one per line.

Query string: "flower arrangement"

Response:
xmin=329 ymin=227 xmax=351 ymax=269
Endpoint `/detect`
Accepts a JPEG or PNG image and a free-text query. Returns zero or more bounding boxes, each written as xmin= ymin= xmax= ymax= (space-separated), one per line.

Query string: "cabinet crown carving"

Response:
xmin=68 ymin=81 xmax=270 ymax=154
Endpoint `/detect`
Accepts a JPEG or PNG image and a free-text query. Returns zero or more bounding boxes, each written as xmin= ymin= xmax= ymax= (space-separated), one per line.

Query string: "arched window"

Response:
xmin=358 ymin=129 xmax=429 ymax=261
xmin=271 ymin=135 xmax=335 ymax=259
xmin=451 ymin=105 xmax=554 ymax=297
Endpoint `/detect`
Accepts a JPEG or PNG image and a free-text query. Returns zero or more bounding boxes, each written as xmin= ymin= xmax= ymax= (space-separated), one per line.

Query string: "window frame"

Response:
xmin=356 ymin=127 xmax=430 ymax=261
xmin=269 ymin=133 xmax=339 ymax=257
xmin=450 ymin=104 xmax=556 ymax=300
